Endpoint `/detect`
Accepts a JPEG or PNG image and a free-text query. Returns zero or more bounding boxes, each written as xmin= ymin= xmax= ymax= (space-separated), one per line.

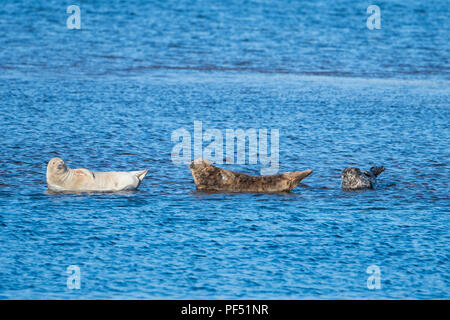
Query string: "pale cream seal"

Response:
xmin=46 ymin=157 xmax=148 ymax=192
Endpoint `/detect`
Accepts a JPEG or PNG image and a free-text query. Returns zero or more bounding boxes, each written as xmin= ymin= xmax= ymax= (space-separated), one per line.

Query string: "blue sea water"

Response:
xmin=0 ymin=0 xmax=449 ymax=299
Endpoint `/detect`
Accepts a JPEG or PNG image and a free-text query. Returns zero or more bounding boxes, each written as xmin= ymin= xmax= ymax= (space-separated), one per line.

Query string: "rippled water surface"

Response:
xmin=0 ymin=0 xmax=448 ymax=299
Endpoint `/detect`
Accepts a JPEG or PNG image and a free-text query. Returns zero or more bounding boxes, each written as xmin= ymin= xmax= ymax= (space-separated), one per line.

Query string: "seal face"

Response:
xmin=46 ymin=157 xmax=148 ymax=192
xmin=46 ymin=157 xmax=70 ymax=190
xmin=341 ymin=166 xmax=385 ymax=190
xmin=189 ymin=158 xmax=312 ymax=193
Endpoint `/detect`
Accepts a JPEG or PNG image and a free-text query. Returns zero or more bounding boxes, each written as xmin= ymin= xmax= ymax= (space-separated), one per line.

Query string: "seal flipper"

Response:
xmin=282 ymin=169 xmax=313 ymax=191
xmin=370 ymin=166 xmax=385 ymax=177
xmin=291 ymin=169 xmax=313 ymax=183
xmin=132 ymin=169 xmax=148 ymax=182
xmin=73 ymin=168 xmax=95 ymax=180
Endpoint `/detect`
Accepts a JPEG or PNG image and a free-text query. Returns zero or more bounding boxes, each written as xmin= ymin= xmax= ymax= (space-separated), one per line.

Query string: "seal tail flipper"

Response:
xmin=293 ymin=169 xmax=313 ymax=183
xmin=132 ymin=169 xmax=149 ymax=182
xmin=370 ymin=166 xmax=385 ymax=177
xmin=283 ymin=169 xmax=313 ymax=190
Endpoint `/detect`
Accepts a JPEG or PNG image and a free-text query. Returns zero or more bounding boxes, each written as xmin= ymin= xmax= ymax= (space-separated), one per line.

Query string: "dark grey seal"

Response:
xmin=341 ymin=166 xmax=385 ymax=190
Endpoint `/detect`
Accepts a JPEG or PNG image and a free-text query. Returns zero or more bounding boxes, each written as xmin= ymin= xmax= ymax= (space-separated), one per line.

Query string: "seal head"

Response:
xmin=46 ymin=157 xmax=69 ymax=188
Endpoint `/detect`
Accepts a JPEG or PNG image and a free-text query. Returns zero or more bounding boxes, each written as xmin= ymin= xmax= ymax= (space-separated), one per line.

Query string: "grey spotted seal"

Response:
xmin=341 ymin=166 xmax=385 ymax=190
xmin=189 ymin=158 xmax=312 ymax=193
xmin=46 ymin=157 xmax=148 ymax=192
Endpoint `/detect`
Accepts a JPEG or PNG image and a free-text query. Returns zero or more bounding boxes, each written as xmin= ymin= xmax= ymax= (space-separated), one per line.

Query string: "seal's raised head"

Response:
xmin=47 ymin=157 xmax=68 ymax=176
xmin=189 ymin=158 xmax=212 ymax=171
xmin=46 ymin=157 xmax=70 ymax=190
xmin=189 ymin=158 xmax=216 ymax=188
